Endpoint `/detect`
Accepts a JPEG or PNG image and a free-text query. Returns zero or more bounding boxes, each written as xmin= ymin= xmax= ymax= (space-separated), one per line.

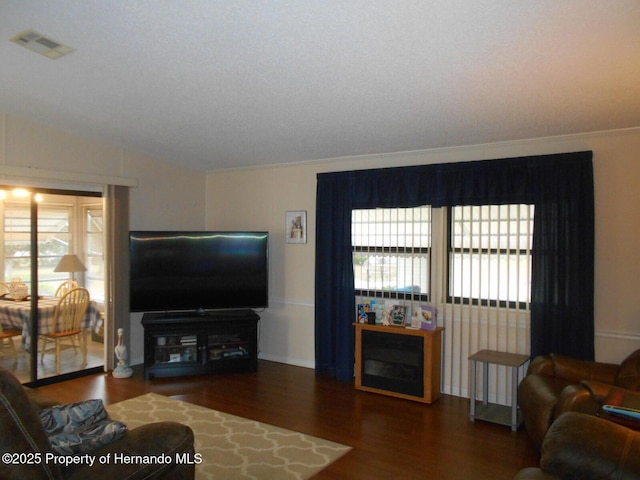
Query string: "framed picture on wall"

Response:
xmin=286 ymin=210 xmax=307 ymax=244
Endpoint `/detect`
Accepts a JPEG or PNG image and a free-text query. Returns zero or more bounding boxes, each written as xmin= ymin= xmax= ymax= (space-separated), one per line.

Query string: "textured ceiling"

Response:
xmin=1 ymin=1 xmax=639 ymax=172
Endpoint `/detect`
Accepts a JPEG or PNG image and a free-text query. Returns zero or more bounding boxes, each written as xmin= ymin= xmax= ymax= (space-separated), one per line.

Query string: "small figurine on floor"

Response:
xmin=113 ymin=328 xmax=133 ymax=378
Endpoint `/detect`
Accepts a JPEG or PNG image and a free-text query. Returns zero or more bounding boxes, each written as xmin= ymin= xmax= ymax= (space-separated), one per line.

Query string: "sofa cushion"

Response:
xmin=603 ymin=386 xmax=640 ymax=409
xmin=23 ymin=385 xmax=60 ymax=411
xmin=39 ymin=399 xmax=127 ymax=455
xmin=540 ymin=412 xmax=640 ymax=479
xmin=616 ymin=349 xmax=640 ymax=390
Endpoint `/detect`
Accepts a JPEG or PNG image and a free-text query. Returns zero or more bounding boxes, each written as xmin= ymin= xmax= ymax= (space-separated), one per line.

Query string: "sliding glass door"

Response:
xmin=0 ymin=187 xmax=105 ymax=383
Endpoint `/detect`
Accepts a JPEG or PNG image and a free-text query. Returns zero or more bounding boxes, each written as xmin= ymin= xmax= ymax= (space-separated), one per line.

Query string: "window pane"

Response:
xmin=85 ymin=206 xmax=104 ymax=302
xmin=451 ymin=205 xmax=533 ymax=251
xmin=449 ymin=204 xmax=533 ymax=306
xmin=353 ymin=207 xmax=431 ymax=248
xmin=38 ymin=206 xmax=72 ymax=295
xmin=449 ymin=253 xmax=532 ymax=303
xmin=4 ymin=204 xmax=33 ymax=283
xmin=3 ymin=200 xmax=73 ymax=294
xmin=354 ymin=253 xmax=429 ymax=295
xmin=352 ymin=206 xmax=431 ymax=299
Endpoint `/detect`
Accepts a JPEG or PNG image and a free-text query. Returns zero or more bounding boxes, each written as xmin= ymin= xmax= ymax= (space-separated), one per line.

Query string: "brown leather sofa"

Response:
xmin=518 ymin=349 xmax=640 ymax=449
xmin=513 ymin=411 xmax=640 ymax=480
xmin=0 ymin=367 xmax=195 ymax=479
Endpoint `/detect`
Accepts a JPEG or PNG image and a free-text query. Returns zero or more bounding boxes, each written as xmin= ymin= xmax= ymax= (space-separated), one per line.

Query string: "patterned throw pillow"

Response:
xmin=39 ymin=399 xmax=127 ymax=455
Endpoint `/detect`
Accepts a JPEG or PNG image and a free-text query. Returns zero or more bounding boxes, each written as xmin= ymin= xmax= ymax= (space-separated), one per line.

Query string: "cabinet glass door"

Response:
xmin=153 ymin=334 xmax=198 ymax=364
xmin=207 ymin=332 xmax=250 ymax=362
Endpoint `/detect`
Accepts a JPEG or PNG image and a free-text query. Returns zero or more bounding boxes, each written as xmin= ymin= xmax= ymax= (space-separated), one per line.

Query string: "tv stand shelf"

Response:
xmin=142 ymin=310 xmax=260 ymax=380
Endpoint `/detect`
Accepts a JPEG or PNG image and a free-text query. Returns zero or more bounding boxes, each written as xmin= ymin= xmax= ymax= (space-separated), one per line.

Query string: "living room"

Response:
xmin=1 ymin=3 xmax=640 ymax=479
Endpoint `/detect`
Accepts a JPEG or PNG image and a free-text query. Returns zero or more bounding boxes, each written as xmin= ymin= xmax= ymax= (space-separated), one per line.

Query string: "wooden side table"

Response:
xmin=469 ymin=349 xmax=529 ymax=431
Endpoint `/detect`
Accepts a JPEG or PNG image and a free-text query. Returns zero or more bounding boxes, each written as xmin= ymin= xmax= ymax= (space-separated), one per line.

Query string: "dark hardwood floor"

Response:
xmin=35 ymin=360 xmax=539 ymax=479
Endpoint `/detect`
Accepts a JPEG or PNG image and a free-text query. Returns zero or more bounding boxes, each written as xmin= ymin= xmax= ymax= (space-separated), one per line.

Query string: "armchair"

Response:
xmin=0 ymin=366 xmax=195 ymax=479
xmin=518 ymin=349 xmax=640 ymax=449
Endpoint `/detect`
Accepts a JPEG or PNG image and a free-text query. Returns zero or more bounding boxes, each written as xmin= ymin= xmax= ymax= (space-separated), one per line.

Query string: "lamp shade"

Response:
xmin=54 ymin=254 xmax=87 ymax=273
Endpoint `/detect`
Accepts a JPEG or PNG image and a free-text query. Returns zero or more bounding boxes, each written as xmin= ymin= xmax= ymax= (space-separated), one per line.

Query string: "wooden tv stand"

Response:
xmin=354 ymin=323 xmax=444 ymax=404
xmin=142 ymin=310 xmax=259 ymax=380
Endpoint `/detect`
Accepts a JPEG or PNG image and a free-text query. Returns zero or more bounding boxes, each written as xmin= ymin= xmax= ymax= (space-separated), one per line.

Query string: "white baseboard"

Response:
xmin=130 ymin=356 xmax=144 ymax=367
xmin=258 ymin=352 xmax=315 ymax=370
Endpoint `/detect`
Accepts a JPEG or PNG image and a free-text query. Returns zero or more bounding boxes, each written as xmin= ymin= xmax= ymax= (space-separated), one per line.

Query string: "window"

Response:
xmin=3 ymin=202 xmax=72 ymax=296
xmin=448 ymin=204 xmax=534 ymax=308
xmin=1 ymin=193 xmax=104 ymax=298
xmin=84 ymin=206 xmax=104 ymax=302
xmin=352 ymin=206 xmax=431 ymax=301
xmin=3 ymin=202 xmax=34 ymax=286
xmin=351 ymin=204 xmax=534 ymax=309
xmin=37 ymin=205 xmax=73 ymax=295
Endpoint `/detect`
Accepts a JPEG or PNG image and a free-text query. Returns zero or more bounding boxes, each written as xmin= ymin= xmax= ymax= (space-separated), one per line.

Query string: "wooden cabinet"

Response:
xmin=142 ymin=310 xmax=259 ymax=380
xmin=354 ymin=323 xmax=443 ymax=404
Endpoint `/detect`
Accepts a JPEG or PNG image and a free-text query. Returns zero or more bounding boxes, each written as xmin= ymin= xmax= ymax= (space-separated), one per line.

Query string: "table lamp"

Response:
xmin=54 ymin=254 xmax=87 ymax=281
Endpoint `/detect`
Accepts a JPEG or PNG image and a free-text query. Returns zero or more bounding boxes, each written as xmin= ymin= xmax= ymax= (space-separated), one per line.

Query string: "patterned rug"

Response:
xmin=106 ymin=392 xmax=351 ymax=480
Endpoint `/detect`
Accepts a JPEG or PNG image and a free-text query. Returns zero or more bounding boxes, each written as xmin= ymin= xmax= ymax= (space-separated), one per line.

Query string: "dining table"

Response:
xmin=0 ymin=295 xmax=103 ymax=358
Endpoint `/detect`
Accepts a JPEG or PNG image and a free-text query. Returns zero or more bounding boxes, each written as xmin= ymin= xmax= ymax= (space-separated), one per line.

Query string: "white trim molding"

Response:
xmin=0 ymin=165 xmax=137 ymax=188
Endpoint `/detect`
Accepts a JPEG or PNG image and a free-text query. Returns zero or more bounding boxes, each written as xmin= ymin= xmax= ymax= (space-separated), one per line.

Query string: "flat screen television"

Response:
xmin=129 ymin=231 xmax=268 ymax=313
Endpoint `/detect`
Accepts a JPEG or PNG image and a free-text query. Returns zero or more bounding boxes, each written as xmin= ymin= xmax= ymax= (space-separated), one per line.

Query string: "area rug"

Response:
xmin=106 ymin=392 xmax=351 ymax=480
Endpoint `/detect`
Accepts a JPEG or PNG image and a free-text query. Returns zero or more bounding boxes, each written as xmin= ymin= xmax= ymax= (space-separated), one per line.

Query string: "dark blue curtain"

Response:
xmin=529 ymin=158 xmax=595 ymax=359
xmin=315 ymin=175 xmax=356 ymax=380
xmin=315 ymin=151 xmax=594 ymax=380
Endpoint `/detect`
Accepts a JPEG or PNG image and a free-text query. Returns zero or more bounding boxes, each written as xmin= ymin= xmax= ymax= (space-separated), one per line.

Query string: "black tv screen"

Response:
xmin=129 ymin=231 xmax=269 ymax=313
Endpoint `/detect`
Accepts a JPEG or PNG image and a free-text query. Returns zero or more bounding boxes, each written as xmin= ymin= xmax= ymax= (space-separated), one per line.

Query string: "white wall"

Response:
xmin=206 ymin=128 xmax=640 ymax=368
xmin=205 ymin=165 xmax=316 ymax=366
xmin=0 ymin=113 xmax=207 ymax=364
xmin=3 ymin=110 xmax=639 ymax=372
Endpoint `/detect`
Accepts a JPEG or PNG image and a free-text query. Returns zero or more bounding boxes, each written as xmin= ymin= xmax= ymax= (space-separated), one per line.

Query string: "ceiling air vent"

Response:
xmin=9 ymin=29 xmax=75 ymax=59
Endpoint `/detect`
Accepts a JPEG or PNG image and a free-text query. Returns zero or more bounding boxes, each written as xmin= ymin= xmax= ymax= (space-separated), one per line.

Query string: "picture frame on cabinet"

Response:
xmin=286 ymin=210 xmax=307 ymax=244
xmin=417 ymin=304 xmax=437 ymax=330
xmin=390 ymin=305 xmax=407 ymax=326
xmin=357 ymin=303 xmax=371 ymax=323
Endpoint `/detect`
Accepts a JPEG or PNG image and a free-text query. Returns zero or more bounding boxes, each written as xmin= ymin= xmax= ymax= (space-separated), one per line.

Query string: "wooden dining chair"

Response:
xmin=0 ymin=323 xmax=22 ymax=363
xmin=40 ymin=287 xmax=90 ymax=373
xmin=0 ymin=281 xmax=22 ymax=362
xmin=55 ymin=279 xmax=79 ymax=297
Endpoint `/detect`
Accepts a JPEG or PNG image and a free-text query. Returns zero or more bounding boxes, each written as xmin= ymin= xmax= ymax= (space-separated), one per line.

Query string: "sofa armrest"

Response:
xmin=63 ymin=421 xmax=195 ymax=480
xmin=540 ymin=412 xmax=640 ymax=479
xmin=554 ymin=383 xmax=601 ymax=418
xmin=527 ymin=355 xmax=554 ymax=376
xmin=580 ymin=380 xmax=618 ymax=403
xmin=23 ymin=386 xmax=60 ymax=411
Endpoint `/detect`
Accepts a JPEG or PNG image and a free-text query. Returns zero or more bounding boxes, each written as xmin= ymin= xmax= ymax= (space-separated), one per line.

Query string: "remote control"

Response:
xmin=602 ymin=405 xmax=640 ymax=420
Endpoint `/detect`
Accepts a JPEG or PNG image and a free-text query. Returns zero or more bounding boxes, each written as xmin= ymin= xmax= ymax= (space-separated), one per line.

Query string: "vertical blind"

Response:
xmin=444 ymin=204 xmax=533 ymax=402
xmin=449 ymin=204 xmax=534 ymax=308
